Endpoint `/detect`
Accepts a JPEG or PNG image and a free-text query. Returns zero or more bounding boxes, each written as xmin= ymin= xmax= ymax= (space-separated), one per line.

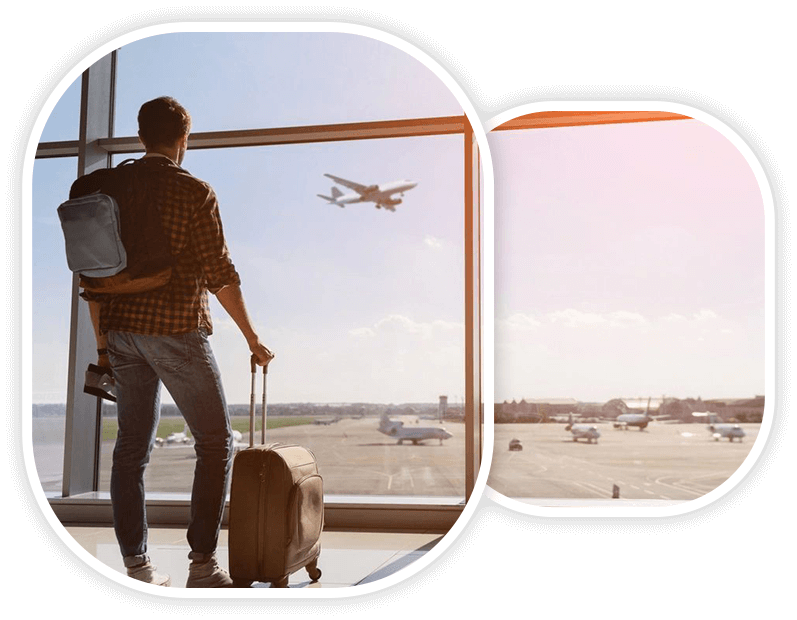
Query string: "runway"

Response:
xmin=96 ymin=415 xmax=467 ymax=497
xmin=488 ymin=422 xmax=761 ymax=501
xmin=40 ymin=415 xmax=759 ymax=505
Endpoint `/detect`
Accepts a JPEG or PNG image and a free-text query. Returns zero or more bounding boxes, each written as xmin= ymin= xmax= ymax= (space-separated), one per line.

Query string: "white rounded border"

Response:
xmin=483 ymin=100 xmax=775 ymax=520
xmin=20 ymin=21 xmax=496 ymax=600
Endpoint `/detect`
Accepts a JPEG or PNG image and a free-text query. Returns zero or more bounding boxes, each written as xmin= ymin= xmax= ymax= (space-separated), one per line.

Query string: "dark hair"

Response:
xmin=137 ymin=97 xmax=191 ymax=148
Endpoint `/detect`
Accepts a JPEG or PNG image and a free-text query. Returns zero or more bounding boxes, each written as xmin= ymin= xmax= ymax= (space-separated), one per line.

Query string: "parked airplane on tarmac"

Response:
xmin=317 ymin=173 xmax=418 ymax=211
xmin=155 ymin=424 xmax=193 ymax=447
xmin=613 ymin=398 xmax=669 ymax=430
xmin=613 ymin=412 xmax=662 ymax=430
xmin=691 ymin=412 xmax=747 ymax=442
xmin=378 ymin=413 xmax=453 ymax=445
xmin=231 ymin=430 xmax=246 ymax=453
xmin=565 ymin=414 xmax=601 ymax=444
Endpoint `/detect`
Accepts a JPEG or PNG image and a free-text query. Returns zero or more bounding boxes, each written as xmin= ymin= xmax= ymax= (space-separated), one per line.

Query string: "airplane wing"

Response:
xmin=324 ymin=173 xmax=369 ymax=194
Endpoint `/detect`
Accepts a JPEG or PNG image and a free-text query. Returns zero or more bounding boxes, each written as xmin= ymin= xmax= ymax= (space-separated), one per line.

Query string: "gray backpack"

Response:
xmin=58 ymin=158 xmax=174 ymax=295
xmin=58 ymin=191 xmax=127 ymax=277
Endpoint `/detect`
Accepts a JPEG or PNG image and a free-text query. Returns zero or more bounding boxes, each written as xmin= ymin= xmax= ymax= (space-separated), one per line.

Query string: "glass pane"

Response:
xmin=39 ymin=75 xmax=81 ymax=142
xmin=489 ymin=116 xmax=765 ymax=503
xmin=99 ymin=135 xmax=465 ymax=498
xmin=114 ymin=32 xmax=462 ymax=136
xmin=31 ymin=157 xmax=78 ymax=493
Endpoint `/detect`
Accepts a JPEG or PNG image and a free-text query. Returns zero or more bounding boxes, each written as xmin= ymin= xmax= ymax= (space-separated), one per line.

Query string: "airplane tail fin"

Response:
xmin=318 ymin=187 xmax=344 ymax=203
xmin=378 ymin=413 xmax=400 ymax=436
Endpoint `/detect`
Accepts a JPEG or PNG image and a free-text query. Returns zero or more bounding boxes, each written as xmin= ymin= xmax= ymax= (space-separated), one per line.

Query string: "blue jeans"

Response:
xmin=107 ymin=329 xmax=233 ymax=559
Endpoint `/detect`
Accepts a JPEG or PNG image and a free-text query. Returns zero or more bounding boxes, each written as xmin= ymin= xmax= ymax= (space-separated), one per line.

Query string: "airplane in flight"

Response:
xmin=317 ymin=173 xmax=418 ymax=211
xmin=692 ymin=412 xmax=746 ymax=442
xmin=378 ymin=413 xmax=453 ymax=445
xmin=565 ymin=414 xmax=601 ymax=444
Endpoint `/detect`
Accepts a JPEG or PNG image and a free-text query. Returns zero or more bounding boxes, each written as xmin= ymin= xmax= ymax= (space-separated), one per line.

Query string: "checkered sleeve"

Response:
xmin=191 ymin=185 xmax=241 ymax=294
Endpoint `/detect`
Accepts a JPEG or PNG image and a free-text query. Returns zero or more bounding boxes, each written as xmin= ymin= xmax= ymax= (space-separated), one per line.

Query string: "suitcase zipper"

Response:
xmin=258 ymin=461 xmax=268 ymax=575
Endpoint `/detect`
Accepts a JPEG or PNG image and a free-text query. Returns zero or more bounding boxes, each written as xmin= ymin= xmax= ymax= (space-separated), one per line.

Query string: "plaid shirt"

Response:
xmin=83 ymin=155 xmax=240 ymax=336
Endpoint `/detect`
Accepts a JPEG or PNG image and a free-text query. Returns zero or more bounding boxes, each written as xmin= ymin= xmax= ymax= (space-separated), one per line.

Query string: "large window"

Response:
xmin=98 ymin=137 xmax=466 ymax=498
xmin=488 ymin=112 xmax=765 ymax=505
xmin=31 ymin=157 xmax=79 ymax=493
xmin=32 ymin=32 xmax=482 ymax=529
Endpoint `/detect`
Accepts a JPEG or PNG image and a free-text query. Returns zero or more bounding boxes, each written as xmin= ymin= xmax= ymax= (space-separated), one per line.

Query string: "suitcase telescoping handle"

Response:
xmin=249 ymin=355 xmax=268 ymax=447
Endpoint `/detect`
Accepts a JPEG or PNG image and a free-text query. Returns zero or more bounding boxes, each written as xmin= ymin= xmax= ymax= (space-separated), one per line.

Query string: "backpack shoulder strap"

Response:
xmin=68 ymin=159 xmax=143 ymax=199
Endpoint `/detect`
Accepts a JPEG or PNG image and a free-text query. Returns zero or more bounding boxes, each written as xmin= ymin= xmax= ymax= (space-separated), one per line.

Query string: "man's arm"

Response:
xmin=88 ymin=300 xmax=110 ymax=368
xmin=214 ymin=284 xmax=274 ymax=366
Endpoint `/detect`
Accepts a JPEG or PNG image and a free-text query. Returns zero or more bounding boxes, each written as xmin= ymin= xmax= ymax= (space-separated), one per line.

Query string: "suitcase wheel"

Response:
xmin=307 ymin=559 xmax=322 ymax=582
xmin=232 ymin=578 xmax=253 ymax=588
xmin=271 ymin=575 xmax=290 ymax=588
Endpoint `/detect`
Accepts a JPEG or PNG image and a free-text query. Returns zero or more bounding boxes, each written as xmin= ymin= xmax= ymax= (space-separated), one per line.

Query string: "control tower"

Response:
xmin=438 ymin=395 xmax=448 ymax=422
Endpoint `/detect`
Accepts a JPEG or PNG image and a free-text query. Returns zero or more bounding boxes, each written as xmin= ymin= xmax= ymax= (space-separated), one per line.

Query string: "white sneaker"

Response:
xmin=124 ymin=555 xmax=171 ymax=587
xmin=186 ymin=552 xmax=233 ymax=588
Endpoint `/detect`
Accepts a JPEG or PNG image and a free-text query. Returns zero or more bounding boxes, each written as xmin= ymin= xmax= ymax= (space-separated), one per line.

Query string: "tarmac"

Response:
xmin=41 ymin=415 xmax=761 ymax=505
xmin=488 ymin=421 xmax=761 ymax=501
xmin=97 ymin=415 xmax=467 ymax=497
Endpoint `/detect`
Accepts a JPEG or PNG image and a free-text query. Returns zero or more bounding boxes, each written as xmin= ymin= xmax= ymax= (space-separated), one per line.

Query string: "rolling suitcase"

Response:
xmin=228 ymin=356 xmax=323 ymax=588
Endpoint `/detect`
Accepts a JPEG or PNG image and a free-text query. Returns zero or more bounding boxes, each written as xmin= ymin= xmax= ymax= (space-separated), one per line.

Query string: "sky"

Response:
xmin=32 ymin=32 xmax=466 ymax=405
xmin=31 ymin=34 xmax=766 ymax=407
xmin=491 ymin=119 xmax=765 ymax=402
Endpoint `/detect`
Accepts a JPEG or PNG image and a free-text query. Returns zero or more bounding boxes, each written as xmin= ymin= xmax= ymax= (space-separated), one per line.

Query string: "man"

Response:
xmin=77 ymin=96 xmax=272 ymax=587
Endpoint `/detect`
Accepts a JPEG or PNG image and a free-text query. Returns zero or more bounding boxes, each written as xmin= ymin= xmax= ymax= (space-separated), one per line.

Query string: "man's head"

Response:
xmin=138 ymin=97 xmax=191 ymax=163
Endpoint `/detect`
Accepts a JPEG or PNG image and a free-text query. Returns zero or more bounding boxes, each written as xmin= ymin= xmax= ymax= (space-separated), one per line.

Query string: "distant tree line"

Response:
xmin=31 ymin=401 xmax=449 ymax=419
xmin=495 ymin=395 xmax=765 ymax=424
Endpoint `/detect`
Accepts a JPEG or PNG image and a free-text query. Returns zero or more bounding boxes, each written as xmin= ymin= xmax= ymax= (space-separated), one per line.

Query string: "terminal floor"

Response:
xmin=66 ymin=526 xmax=441 ymax=589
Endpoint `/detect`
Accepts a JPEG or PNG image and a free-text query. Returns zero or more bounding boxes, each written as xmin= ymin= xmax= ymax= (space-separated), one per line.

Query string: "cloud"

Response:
xmin=605 ymin=310 xmax=648 ymax=326
xmin=500 ymin=313 xmax=542 ymax=331
xmin=495 ymin=304 xmax=754 ymax=402
xmin=503 ymin=308 xmax=723 ymax=333
xmin=349 ymin=327 xmax=375 ymax=338
xmin=546 ymin=309 xmax=649 ymax=328
xmin=547 ymin=309 xmax=609 ymax=327
xmin=694 ymin=309 xmax=719 ymax=321
xmin=342 ymin=314 xmax=465 ymax=399
xmin=424 ymin=235 xmax=443 ymax=249
xmin=349 ymin=314 xmax=461 ymax=340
